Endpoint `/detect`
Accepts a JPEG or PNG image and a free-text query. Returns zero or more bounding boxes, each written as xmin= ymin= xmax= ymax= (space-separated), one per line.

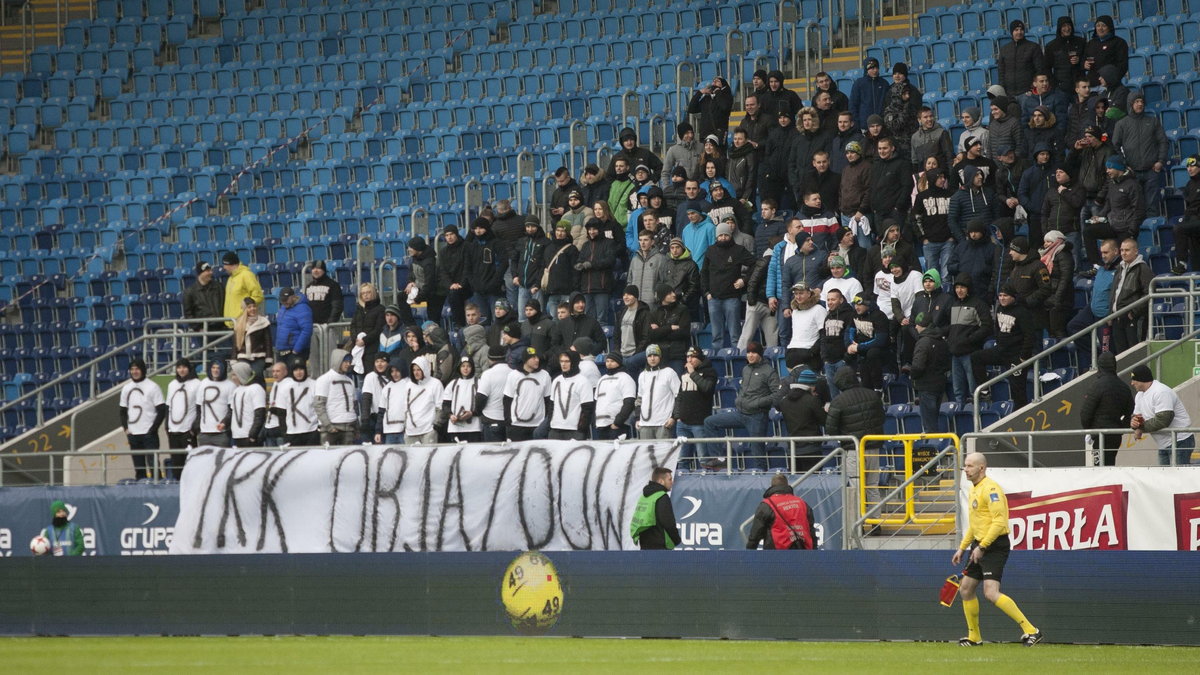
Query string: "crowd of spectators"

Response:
xmin=139 ymin=11 xmax=1200 ymax=472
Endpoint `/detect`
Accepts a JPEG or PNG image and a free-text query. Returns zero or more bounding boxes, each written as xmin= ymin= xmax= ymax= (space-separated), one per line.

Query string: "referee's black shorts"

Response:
xmin=964 ymin=534 xmax=1011 ymax=582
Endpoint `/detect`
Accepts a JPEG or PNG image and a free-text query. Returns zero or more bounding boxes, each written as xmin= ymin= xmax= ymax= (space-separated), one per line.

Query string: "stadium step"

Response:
xmin=0 ymin=0 xmax=91 ymax=70
xmin=726 ymin=9 xmax=917 ymax=126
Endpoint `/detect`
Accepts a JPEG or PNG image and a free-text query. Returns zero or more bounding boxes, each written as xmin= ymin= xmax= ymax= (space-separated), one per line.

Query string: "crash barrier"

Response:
xmin=856 ymin=433 xmax=960 ymax=542
xmin=2 ymin=550 xmax=1199 ymax=643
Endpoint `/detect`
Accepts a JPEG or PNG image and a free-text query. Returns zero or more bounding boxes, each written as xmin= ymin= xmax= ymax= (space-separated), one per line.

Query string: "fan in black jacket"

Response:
xmin=910 ymin=317 xmax=951 ymax=435
xmin=645 ymin=284 xmax=691 ymax=367
xmin=867 ymin=139 xmax=913 ymax=224
xmin=303 ymin=260 xmax=343 ymax=324
xmin=826 ymin=365 xmax=886 ymax=497
xmin=974 ymin=284 xmax=1037 ymax=409
xmin=1079 ymin=351 xmax=1135 ymax=465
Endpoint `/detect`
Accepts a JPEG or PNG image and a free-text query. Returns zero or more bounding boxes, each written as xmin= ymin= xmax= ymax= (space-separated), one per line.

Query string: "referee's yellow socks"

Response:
xmin=962 ymin=598 xmax=981 ymax=642
xmin=995 ymin=594 xmax=1036 ymax=634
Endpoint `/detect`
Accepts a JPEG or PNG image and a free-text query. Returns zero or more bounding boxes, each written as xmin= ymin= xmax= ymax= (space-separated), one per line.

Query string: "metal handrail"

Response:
xmin=373 ymin=257 xmax=402 ymax=308
xmin=515 ymin=150 xmax=535 ymax=214
xmin=674 ymin=58 xmax=697 ymax=120
xmin=971 ymin=287 xmax=1194 ymax=428
xmin=353 ymin=235 xmax=374 ymax=291
xmin=410 ymin=205 xmax=429 ymax=239
xmin=1147 ymin=274 xmax=1200 ymax=340
xmin=777 ymin=0 xmax=799 ymax=78
xmin=647 ymin=114 xmax=667 ymax=159
xmin=0 ymin=327 xmax=234 ymax=427
xmin=3 ymin=436 xmax=859 ymax=485
xmin=463 ymin=180 xmax=481 ymax=234
xmin=724 ymin=28 xmax=745 ymax=88
xmin=851 ymin=442 xmax=960 ymax=550
xmin=568 ymin=119 xmax=587 ymax=177
xmin=962 ymin=428 xmax=1200 ymax=468
xmin=541 ymin=174 xmax=557 ymax=230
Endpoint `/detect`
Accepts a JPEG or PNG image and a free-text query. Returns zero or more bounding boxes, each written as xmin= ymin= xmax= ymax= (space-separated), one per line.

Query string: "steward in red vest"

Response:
xmin=746 ymin=474 xmax=817 ymax=549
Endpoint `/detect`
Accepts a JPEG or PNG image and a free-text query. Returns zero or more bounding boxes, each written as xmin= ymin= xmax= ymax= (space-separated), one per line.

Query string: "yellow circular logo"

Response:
xmin=500 ymin=550 xmax=564 ymax=635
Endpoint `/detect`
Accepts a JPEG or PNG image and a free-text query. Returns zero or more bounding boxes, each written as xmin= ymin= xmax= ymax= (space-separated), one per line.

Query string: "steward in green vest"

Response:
xmin=40 ymin=499 xmax=85 ymax=556
xmin=629 ymin=467 xmax=682 ymax=550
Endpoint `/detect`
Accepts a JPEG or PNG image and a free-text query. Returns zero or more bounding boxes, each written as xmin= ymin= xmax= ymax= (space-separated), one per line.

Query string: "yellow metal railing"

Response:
xmin=858 ymin=433 xmax=959 ymax=527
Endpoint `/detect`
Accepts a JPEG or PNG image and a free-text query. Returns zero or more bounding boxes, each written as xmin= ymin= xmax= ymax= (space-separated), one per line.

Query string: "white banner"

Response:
xmin=962 ymin=468 xmax=1200 ymax=551
xmin=171 ymin=441 xmax=679 ymax=554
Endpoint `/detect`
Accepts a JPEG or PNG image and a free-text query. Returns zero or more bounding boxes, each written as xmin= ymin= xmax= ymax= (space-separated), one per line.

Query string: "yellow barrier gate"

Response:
xmin=858 ymin=433 xmax=960 ymax=529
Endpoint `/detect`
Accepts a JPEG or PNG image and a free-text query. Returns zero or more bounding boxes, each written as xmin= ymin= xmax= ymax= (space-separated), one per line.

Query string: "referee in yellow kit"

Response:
xmin=952 ymin=452 xmax=1043 ymax=646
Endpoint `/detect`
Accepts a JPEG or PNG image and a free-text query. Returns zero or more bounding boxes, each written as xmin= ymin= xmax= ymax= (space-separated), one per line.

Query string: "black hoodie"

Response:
xmin=1044 ymin=16 xmax=1087 ymax=94
xmin=1084 ymin=16 xmax=1129 ymax=88
xmin=672 ymin=355 xmax=718 ymax=425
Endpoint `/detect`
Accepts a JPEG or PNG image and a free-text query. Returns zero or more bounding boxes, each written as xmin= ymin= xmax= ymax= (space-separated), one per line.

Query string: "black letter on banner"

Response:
xmin=190 ymin=448 xmax=228 ymax=548
xmin=556 ymin=443 xmax=595 ymax=550
xmin=518 ymin=445 xmax=555 ymax=550
xmin=593 ymin=444 xmax=635 ymax=548
xmin=418 ymin=446 xmax=442 ymax=552
xmin=644 ymin=441 xmax=680 ymax=470
xmin=217 ymin=451 xmax=274 ymax=548
xmin=330 ymin=448 xmax=370 ymax=552
xmin=256 ymin=449 xmax=309 ymax=552
xmin=371 ymin=448 xmax=408 ymax=552
xmin=436 ymin=449 xmax=470 ymax=551
xmin=479 ymin=446 xmax=521 ymax=551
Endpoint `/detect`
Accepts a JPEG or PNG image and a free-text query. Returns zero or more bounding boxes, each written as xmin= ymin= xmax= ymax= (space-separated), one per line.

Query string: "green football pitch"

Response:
xmin=0 ymin=636 xmax=1194 ymax=673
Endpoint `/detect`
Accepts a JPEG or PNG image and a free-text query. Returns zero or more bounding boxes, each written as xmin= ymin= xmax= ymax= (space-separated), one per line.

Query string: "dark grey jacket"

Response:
xmin=736 ymin=360 xmax=780 ymax=415
xmin=1110 ymin=95 xmax=1168 ymax=171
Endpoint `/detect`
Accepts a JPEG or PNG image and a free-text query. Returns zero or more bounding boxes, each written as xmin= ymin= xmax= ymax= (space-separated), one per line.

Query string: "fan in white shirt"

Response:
xmin=228 ymin=362 xmax=267 ymax=446
xmin=1130 ymin=366 xmax=1195 ymax=466
xmin=359 ymin=353 xmax=393 ymax=442
xmin=398 ymin=358 xmax=445 ymax=444
xmin=635 ymin=345 xmax=681 ymax=440
xmin=787 ymin=282 xmax=828 ymax=353
xmin=503 ymin=347 xmax=553 ymax=441
xmin=315 ymin=348 xmax=359 ymax=446
xmin=594 ymin=352 xmax=638 ymax=439
xmin=272 ymin=358 xmax=319 ymax=446
xmin=473 ymin=346 xmax=513 ymax=442
xmin=197 ymin=360 xmax=237 ymax=446
xmin=262 ymin=361 xmax=287 ymax=446
xmin=549 ymin=351 xmax=596 ymax=440
xmin=165 ymin=357 xmax=202 ymax=476
xmin=376 ymin=360 xmax=408 ymax=445
xmin=818 ymin=255 xmax=864 ymax=305
xmin=443 ymin=357 xmax=482 ymax=441
xmin=120 ymin=357 xmax=167 ymax=479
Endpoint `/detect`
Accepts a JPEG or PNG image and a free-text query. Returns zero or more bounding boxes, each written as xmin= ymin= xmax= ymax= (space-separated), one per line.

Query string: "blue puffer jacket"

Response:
xmin=274 ymin=295 xmax=313 ymax=354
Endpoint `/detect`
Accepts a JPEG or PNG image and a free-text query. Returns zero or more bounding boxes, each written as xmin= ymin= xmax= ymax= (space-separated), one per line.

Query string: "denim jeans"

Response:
xmin=584 ymin=292 xmax=611 ymax=324
xmin=708 ymin=296 xmax=743 ymax=351
xmin=674 ymin=421 xmax=711 ymax=468
xmin=543 ymin=294 xmax=570 ymax=316
xmin=516 ymin=286 xmax=541 ymax=315
xmin=504 ymin=270 xmax=520 ymax=308
xmin=922 ymin=240 xmax=952 ymax=282
xmin=1158 ymin=435 xmax=1195 ymax=466
xmin=841 ymin=213 xmax=874 ymax=249
xmin=382 ymin=432 xmax=405 ymax=445
xmin=951 ymin=354 xmax=976 ymax=404
xmin=703 ymin=409 xmax=769 ymax=470
xmin=823 ymin=360 xmax=845 ymax=399
xmin=622 ymin=350 xmax=647 ymax=377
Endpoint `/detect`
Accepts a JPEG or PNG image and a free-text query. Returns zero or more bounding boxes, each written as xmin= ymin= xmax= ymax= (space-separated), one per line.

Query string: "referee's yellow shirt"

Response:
xmin=960 ymin=475 xmax=1010 ymax=550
